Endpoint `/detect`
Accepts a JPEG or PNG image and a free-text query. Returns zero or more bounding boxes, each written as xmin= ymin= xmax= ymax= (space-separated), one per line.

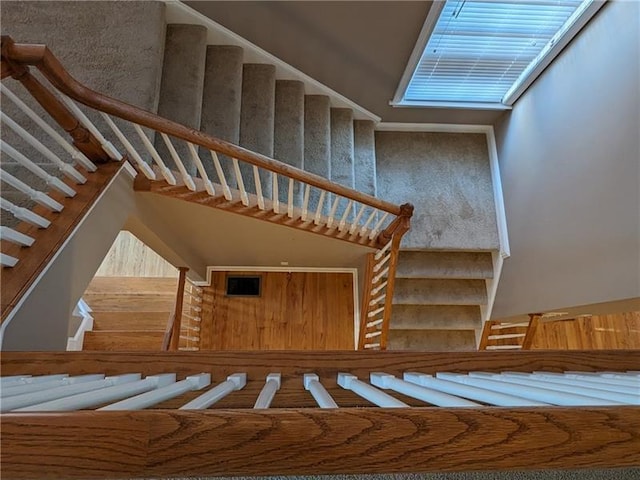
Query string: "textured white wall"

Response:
xmin=493 ymin=1 xmax=640 ymax=318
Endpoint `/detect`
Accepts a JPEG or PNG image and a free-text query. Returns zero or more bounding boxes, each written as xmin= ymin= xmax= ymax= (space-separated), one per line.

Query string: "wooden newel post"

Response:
xmin=169 ymin=267 xmax=189 ymax=351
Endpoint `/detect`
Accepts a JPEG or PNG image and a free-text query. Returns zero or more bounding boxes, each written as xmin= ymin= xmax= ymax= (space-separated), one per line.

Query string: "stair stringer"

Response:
xmin=0 ymin=166 xmax=136 ymax=351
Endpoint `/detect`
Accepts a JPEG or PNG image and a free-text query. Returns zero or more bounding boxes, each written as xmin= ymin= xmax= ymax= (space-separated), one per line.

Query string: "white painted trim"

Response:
xmin=376 ymin=123 xmax=492 ymax=134
xmin=201 ymin=265 xmax=360 ymax=350
xmin=0 ymin=165 xmax=132 ymax=348
xmin=163 ymin=0 xmax=380 ymax=122
xmin=486 ymin=127 xmax=510 ymax=259
xmin=502 ymin=0 xmax=607 ymax=105
xmin=391 ymin=1 xmax=446 ymax=105
xmin=66 ymin=299 xmax=94 ymax=351
xmin=391 ymin=100 xmax=512 ymax=111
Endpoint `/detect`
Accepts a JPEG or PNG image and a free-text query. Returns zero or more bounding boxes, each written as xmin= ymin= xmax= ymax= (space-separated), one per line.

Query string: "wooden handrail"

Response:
xmin=1 ymin=37 xmax=110 ymax=163
xmin=164 ymin=267 xmax=189 ymax=351
xmin=1 ymin=36 xmax=404 ymax=216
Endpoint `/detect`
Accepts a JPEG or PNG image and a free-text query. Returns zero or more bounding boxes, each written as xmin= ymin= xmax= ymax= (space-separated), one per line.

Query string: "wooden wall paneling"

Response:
xmin=200 ymin=271 xmax=354 ymax=350
xmin=530 ymin=312 xmax=640 ymax=350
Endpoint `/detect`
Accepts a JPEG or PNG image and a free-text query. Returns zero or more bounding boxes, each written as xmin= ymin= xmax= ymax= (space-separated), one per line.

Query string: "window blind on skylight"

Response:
xmin=404 ymin=0 xmax=586 ymax=104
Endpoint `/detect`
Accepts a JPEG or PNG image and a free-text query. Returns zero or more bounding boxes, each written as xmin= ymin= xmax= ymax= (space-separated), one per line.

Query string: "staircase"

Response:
xmin=0 ymin=1 xmax=503 ymax=352
xmin=82 ymin=277 xmax=175 ymax=351
xmin=144 ymin=22 xmax=500 ymax=350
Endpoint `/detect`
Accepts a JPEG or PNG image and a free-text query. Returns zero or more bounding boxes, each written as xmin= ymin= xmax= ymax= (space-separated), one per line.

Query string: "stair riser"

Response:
xmin=393 ymin=279 xmax=488 ymax=306
xmin=390 ymin=305 xmax=481 ymax=330
xmin=396 ymin=251 xmax=494 ymax=279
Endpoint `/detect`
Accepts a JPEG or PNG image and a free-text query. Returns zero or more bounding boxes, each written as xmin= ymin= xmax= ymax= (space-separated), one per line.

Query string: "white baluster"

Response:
xmin=487 ymin=333 xmax=526 ymax=341
xmin=0 ymin=198 xmax=50 ymax=228
xmin=0 ymin=374 xmax=103 ymax=398
xmin=338 ymin=200 xmax=353 ymax=232
xmin=363 ymin=343 xmax=381 ymax=349
xmin=0 ymin=227 xmax=34 ymax=247
xmin=185 ymin=144 xmax=215 ymax=195
xmin=369 ymin=293 xmax=386 ymax=306
xmin=58 ymin=94 xmax=121 ymax=160
xmin=365 ymin=331 xmax=382 ymax=339
xmin=0 ymin=83 xmax=96 ymax=172
xmin=491 ymin=322 xmax=530 ymax=330
xmin=486 ymin=345 xmax=522 ymax=350
xmin=560 ymin=371 xmax=640 ymax=388
xmin=272 ymin=173 xmax=280 ymax=214
xmin=180 ymin=373 xmax=247 ymax=410
xmin=360 ymin=209 xmax=378 ymax=236
xmin=100 ymin=113 xmax=156 ymax=179
xmin=301 ymin=185 xmax=311 ymax=221
xmin=133 ymin=124 xmax=176 ymax=184
xmin=100 ymin=373 xmax=210 ymax=410
xmin=209 ymin=150 xmax=231 ymax=199
xmin=160 ymin=134 xmax=196 ymax=191
xmin=373 ymin=253 xmax=392 ymax=273
xmin=403 ymin=372 xmax=548 ymax=407
xmin=372 ymin=267 xmax=390 ymax=284
xmin=369 ymin=212 xmax=390 ymax=240
xmin=529 ymin=373 xmax=640 ymax=394
xmin=371 ymin=280 xmax=388 ymax=296
xmin=371 ymin=373 xmax=479 ymax=407
xmin=437 ymin=373 xmax=622 ymax=406
xmin=253 ymin=373 xmax=281 ymax=409
xmin=0 ymin=170 xmax=64 ymax=212
xmin=375 ymin=240 xmax=393 ymax=260
xmin=179 ymin=334 xmax=200 ymax=342
xmin=326 ymin=196 xmax=340 ymax=228
xmin=1 ymin=113 xmax=86 ymax=184
xmin=366 ymin=318 xmax=384 ymax=328
xmin=313 ymin=191 xmax=327 ymax=225
xmin=304 ymin=374 xmax=338 ymax=408
xmin=337 ymin=373 xmax=407 ymax=407
xmin=253 ymin=166 xmax=265 ymax=209
xmin=0 ymin=375 xmax=32 ymax=386
xmin=232 ymin=158 xmax=249 ymax=206
xmin=485 ymin=373 xmax=640 ymax=405
xmin=349 ymin=204 xmax=367 ymax=234
xmin=0 ymin=140 xmax=76 ymax=197
xmin=1 ymin=253 xmax=18 ymax=267
xmin=16 ymin=374 xmax=174 ymax=412
xmin=287 ymin=178 xmax=295 ymax=218
xmin=368 ymin=306 xmax=385 ymax=318
xmin=1 ymin=375 xmax=109 ymax=412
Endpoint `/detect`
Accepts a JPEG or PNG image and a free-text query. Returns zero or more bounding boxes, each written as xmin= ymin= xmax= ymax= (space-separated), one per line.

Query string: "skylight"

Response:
xmin=394 ymin=0 xmax=606 ymax=109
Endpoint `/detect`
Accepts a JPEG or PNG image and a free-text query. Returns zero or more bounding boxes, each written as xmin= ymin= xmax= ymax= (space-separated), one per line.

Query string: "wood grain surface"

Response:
xmin=200 ymin=271 xmax=354 ymax=350
xmin=2 ymin=406 xmax=639 ymax=478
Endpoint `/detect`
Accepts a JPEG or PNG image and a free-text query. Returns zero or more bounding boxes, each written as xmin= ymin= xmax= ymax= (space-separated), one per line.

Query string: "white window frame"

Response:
xmin=391 ymin=0 xmax=607 ymax=110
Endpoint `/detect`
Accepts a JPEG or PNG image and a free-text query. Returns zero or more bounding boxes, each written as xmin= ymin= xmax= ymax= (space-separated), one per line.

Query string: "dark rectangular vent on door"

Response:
xmin=226 ymin=275 xmax=261 ymax=297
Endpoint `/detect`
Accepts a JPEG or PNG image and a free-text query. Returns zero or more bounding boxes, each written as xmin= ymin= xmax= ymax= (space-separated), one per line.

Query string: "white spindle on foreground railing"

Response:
xmin=180 ymin=373 xmax=247 ymax=410
xmin=254 ymin=373 xmax=281 ymax=409
xmin=14 ymin=374 xmax=174 ymax=412
xmin=1 ymin=369 xmax=637 ymax=413
xmin=99 ymin=374 xmax=210 ymax=410
xmin=304 ymin=373 xmax=338 ymax=408
xmin=338 ymin=373 xmax=408 ymax=407
xmin=1 ymin=226 xmax=35 ymax=247
xmin=1 ymin=170 xmax=64 ymax=212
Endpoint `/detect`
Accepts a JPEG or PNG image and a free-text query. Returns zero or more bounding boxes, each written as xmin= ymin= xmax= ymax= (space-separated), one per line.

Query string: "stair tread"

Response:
xmin=396 ymin=251 xmax=494 ymax=279
xmin=85 ymin=277 xmax=178 ymax=295
xmin=92 ymin=311 xmax=170 ymax=331
xmin=83 ymin=330 xmax=165 ymax=351
xmin=387 ymin=329 xmax=477 ymax=352
xmin=390 ymin=305 xmax=481 ymax=330
xmin=393 ymin=278 xmax=488 ymax=306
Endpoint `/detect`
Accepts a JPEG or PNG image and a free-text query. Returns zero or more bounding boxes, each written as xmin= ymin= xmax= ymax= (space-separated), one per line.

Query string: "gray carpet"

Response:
xmin=375 ymin=132 xmax=499 ymax=250
xmin=240 ymin=63 xmax=276 ymax=197
xmin=154 ymin=24 xmax=207 ymax=174
xmin=354 ymin=120 xmax=377 ymax=198
xmin=200 ymin=45 xmax=244 ymax=184
xmin=274 ymin=80 xmax=305 ymax=202
xmin=304 ymin=95 xmax=331 ymax=212
xmin=165 ymin=469 xmax=640 ymax=479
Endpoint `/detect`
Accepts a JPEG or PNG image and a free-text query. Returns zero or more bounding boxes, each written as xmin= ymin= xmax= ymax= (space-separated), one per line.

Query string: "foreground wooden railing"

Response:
xmin=358 ymin=204 xmax=412 ymax=349
xmin=1 ymin=36 xmax=412 ymax=327
xmin=1 ymin=350 xmax=639 ymax=478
